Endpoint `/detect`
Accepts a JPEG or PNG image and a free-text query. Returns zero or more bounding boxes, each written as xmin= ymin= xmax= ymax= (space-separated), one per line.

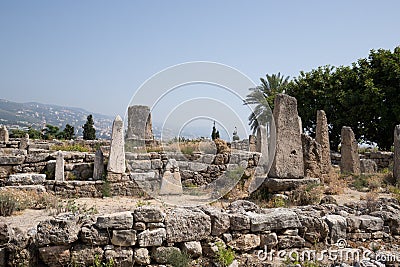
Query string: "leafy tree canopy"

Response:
xmin=286 ymin=46 xmax=400 ymax=151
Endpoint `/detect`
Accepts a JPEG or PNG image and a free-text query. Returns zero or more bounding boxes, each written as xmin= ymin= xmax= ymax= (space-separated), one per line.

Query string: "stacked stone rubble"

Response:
xmin=1 ymin=199 xmax=399 ymax=266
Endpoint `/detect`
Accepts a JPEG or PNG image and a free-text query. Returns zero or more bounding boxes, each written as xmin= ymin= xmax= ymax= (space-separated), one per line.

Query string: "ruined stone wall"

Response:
xmin=1 ymin=199 xmax=399 ymax=266
xmin=331 ymin=151 xmax=393 ymax=170
xmin=126 ymin=151 xmax=258 ymax=187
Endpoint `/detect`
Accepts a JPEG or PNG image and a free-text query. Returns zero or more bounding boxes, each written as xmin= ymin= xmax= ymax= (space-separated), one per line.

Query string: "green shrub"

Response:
xmin=101 ymin=180 xmax=111 ymax=197
xmin=166 ymin=250 xmax=191 ymax=267
xmin=0 ymin=191 xmax=18 ymax=216
xmin=352 ymin=174 xmax=369 ymax=191
xmin=51 ymin=144 xmax=90 ymax=152
xmin=290 ymin=184 xmax=323 ymax=206
xmin=215 ymin=241 xmax=235 ymax=267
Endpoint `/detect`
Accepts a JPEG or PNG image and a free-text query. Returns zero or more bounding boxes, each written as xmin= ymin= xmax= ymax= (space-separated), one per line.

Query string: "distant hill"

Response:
xmin=0 ymin=99 xmax=113 ymax=139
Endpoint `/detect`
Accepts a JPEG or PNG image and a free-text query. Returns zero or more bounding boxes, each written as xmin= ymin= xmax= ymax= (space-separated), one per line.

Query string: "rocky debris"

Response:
xmin=269 ymin=94 xmax=304 ymax=179
xmin=165 ymin=208 xmax=211 ymax=243
xmin=340 ymin=126 xmax=361 ymax=174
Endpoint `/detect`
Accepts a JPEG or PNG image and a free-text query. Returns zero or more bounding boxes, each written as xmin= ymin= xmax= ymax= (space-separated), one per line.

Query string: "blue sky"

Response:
xmin=0 ymin=1 xmax=399 ymax=137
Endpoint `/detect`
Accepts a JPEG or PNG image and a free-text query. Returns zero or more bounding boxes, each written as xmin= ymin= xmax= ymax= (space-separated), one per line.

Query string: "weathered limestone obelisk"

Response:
xmin=107 ymin=115 xmax=126 ymax=182
xmin=269 ymin=94 xmax=304 ymax=178
xmin=316 ymin=110 xmax=332 ymax=175
xmin=340 ymin=126 xmax=360 ymax=174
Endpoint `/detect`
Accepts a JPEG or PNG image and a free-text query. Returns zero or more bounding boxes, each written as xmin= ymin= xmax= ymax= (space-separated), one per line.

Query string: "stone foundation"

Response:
xmin=1 ymin=198 xmax=400 ymax=266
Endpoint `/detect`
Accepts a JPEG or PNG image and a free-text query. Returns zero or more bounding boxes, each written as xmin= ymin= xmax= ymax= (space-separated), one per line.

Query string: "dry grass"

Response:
xmin=50 ymin=144 xmax=90 ymax=152
xmin=0 ymin=189 xmax=59 ymax=216
xmin=322 ymin=171 xmax=346 ymax=195
xmin=289 ymin=184 xmax=324 ymax=206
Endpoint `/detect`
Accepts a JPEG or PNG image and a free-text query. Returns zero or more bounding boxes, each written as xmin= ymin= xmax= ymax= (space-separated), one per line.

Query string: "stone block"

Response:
xmin=134 ymin=248 xmax=150 ymax=265
xmin=96 ymin=211 xmax=133 ymax=230
xmin=227 ymin=234 xmax=260 ymax=251
xmin=38 ymin=245 xmax=70 ymax=267
xmin=137 ymin=228 xmax=166 ymax=247
xmin=165 ymin=208 xmax=211 ymax=242
xmin=134 ymin=206 xmax=165 ymax=222
xmin=104 ymin=247 xmax=134 ymax=267
xmin=111 ymin=230 xmax=136 ymax=246
xmin=249 ymin=208 xmax=301 ymax=232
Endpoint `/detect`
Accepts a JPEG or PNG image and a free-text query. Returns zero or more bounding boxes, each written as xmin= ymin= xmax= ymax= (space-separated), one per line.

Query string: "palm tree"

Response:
xmin=244 ymin=73 xmax=290 ymax=133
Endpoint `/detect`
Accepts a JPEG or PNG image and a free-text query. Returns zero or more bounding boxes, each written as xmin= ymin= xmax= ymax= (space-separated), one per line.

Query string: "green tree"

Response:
xmin=211 ymin=121 xmax=217 ymax=140
xmin=9 ymin=129 xmax=26 ymax=138
xmin=43 ymin=124 xmax=60 ymax=140
xmin=287 ymin=46 xmax=400 ymax=151
xmin=62 ymin=124 xmax=75 ymax=140
xmin=27 ymin=127 xmax=43 ymax=139
xmin=83 ymin=115 xmax=96 ymax=140
xmin=244 ymin=72 xmax=289 ymax=133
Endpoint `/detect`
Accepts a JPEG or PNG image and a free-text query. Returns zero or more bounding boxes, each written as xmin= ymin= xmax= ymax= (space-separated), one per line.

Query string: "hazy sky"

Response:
xmin=1 ymin=1 xmax=399 ymax=137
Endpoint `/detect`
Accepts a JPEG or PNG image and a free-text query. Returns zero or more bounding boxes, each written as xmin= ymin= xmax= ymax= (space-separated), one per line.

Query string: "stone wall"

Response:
xmin=126 ymin=151 xmax=258 ymax=187
xmin=230 ymin=139 xmax=249 ymax=151
xmin=1 ymin=198 xmax=399 ymax=266
xmin=331 ymin=151 xmax=393 ymax=171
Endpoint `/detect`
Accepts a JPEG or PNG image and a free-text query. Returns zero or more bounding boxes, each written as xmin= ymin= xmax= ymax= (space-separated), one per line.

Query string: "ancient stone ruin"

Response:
xmin=1 ymin=199 xmax=399 ymax=266
xmin=1 ymin=95 xmax=400 ymax=266
xmin=126 ymin=105 xmax=153 ymax=141
xmin=269 ymin=94 xmax=304 ymax=179
xmin=0 ymin=125 xmax=9 ymax=143
xmin=316 ymin=110 xmax=332 ymax=176
xmin=107 ymin=115 xmax=126 ymax=180
xmin=340 ymin=126 xmax=361 ymax=174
